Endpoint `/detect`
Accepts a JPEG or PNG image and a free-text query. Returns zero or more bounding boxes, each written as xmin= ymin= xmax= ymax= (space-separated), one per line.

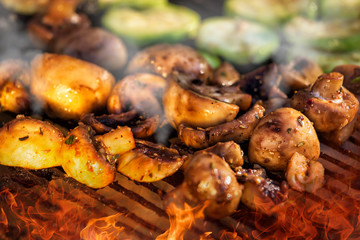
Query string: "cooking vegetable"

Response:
xmin=291 ymin=72 xmax=359 ymax=133
xmin=30 ymin=53 xmax=115 ymax=120
xmin=248 ymin=107 xmax=320 ymax=171
xmin=98 ymin=0 xmax=167 ymax=9
xmin=284 ymin=17 xmax=360 ymax=53
xmin=196 ymin=17 xmax=279 ymax=65
xmin=117 ymin=140 xmax=184 ymax=182
xmin=224 ymin=0 xmax=307 ymax=27
xmin=127 ymin=44 xmax=213 ymax=82
xmin=286 ymin=152 xmax=325 ymax=193
xmin=102 ymin=4 xmax=200 ymax=46
xmin=107 ymin=73 xmax=166 ymax=117
xmin=61 ymin=125 xmax=116 ymax=189
xmin=0 ymin=116 xmax=64 ymax=169
xmin=163 ymin=78 xmax=239 ymax=129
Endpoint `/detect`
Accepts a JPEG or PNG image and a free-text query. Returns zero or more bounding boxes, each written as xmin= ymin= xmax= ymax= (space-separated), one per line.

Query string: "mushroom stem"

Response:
xmin=311 ymin=72 xmax=344 ymax=100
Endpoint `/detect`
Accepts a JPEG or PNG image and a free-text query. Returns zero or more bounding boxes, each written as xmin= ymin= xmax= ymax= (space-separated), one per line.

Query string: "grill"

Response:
xmin=1 ymin=130 xmax=360 ymax=239
xmin=1 ymin=0 xmax=360 ymax=239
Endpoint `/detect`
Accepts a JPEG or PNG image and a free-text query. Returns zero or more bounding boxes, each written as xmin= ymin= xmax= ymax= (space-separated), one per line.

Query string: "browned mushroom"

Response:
xmin=211 ymin=62 xmax=241 ymax=87
xmin=285 ymin=152 xmax=324 ymax=193
xmin=0 ymin=60 xmax=31 ymax=114
xmin=27 ymin=0 xmax=90 ymax=49
xmin=248 ymin=107 xmax=320 ymax=172
xmin=107 ymin=73 xmax=166 ymax=117
xmin=116 ymin=140 xmax=184 ymax=182
xmin=163 ymin=78 xmax=239 ymax=129
xmin=80 ymin=110 xmax=159 ymax=139
xmin=178 ymin=102 xmax=265 ymax=149
xmin=332 ymin=64 xmax=360 ymax=96
xmin=53 ymin=27 xmax=128 ymax=71
xmin=164 ymin=150 xmax=243 ymax=219
xmin=291 ymin=72 xmax=359 ymax=133
xmin=127 ymin=44 xmax=213 ymax=82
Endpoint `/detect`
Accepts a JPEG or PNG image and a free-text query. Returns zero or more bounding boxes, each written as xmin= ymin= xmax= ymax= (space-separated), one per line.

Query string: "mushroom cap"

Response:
xmin=248 ymin=107 xmax=320 ymax=171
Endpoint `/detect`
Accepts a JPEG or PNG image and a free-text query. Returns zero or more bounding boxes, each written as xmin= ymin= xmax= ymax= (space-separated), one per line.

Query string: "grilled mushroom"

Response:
xmin=127 ymin=44 xmax=213 ymax=82
xmin=31 ymin=53 xmax=115 ymax=120
xmin=53 ymin=27 xmax=128 ymax=71
xmin=116 ymin=140 xmax=184 ymax=182
xmin=286 ymin=152 xmax=324 ymax=193
xmin=27 ymin=0 xmax=90 ymax=49
xmin=332 ymin=64 xmax=360 ymax=96
xmin=211 ymin=62 xmax=241 ymax=87
xmin=107 ymin=73 xmax=166 ymax=117
xmin=178 ymin=102 xmax=265 ymax=149
xmin=291 ymin=72 xmax=359 ymax=133
xmin=163 ymin=78 xmax=239 ymax=129
xmin=248 ymin=107 xmax=320 ymax=171
xmin=0 ymin=115 xmax=64 ymax=169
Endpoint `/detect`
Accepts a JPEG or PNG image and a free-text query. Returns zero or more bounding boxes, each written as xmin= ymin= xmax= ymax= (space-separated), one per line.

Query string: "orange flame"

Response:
xmin=156 ymin=201 xmax=208 ymax=240
xmin=80 ymin=213 xmax=127 ymax=240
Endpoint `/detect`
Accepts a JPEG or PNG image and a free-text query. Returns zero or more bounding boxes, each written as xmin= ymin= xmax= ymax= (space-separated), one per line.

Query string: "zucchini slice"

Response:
xmin=196 ymin=17 xmax=279 ymax=65
xmin=98 ymin=0 xmax=167 ymax=9
xmin=102 ymin=4 xmax=200 ymax=46
xmin=224 ymin=0 xmax=308 ymax=27
xmin=284 ymin=17 xmax=360 ymax=53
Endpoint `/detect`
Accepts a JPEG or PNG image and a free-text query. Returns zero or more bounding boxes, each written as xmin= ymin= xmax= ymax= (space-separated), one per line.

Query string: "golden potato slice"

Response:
xmin=31 ymin=53 xmax=115 ymax=120
xmin=61 ymin=125 xmax=115 ymax=188
xmin=163 ymin=79 xmax=239 ymax=128
xmin=0 ymin=116 xmax=64 ymax=169
xmin=95 ymin=126 xmax=135 ymax=156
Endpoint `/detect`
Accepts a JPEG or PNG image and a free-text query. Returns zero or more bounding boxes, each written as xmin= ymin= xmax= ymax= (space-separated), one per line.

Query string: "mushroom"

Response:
xmin=53 ymin=27 xmax=128 ymax=71
xmin=285 ymin=152 xmax=325 ymax=193
xmin=291 ymin=72 xmax=359 ymax=133
xmin=27 ymin=0 xmax=90 ymax=49
xmin=248 ymin=107 xmax=320 ymax=172
xmin=107 ymin=73 xmax=166 ymax=117
xmin=178 ymin=102 xmax=265 ymax=149
xmin=126 ymin=44 xmax=213 ymax=82
xmin=80 ymin=111 xmax=159 ymax=139
xmin=202 ymin=141 xmax=244 ymax=169
xmin=0 ymin=60 xmax=31 ymax=114
xmin=30 ymin=53 xmax=115 ymax=120
xmin=116 ymin=140 xmax=184 ymax=182
xmin=279 ymin=57 xmax=323 ymax=91
xmin=332 ymin=64 xmax=360 ymax=96
xmin=211 ymin=62 xmax=241 ymax=87
xmin=163 ymin=78 xmax=239 ymax=129
xmin=0 ymin=115 xmax=64 ymax=169
xmin=164 ymin=150 xmax=243 ymax=219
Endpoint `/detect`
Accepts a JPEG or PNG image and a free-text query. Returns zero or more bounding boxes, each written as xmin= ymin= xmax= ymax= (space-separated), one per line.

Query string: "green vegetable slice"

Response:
xmin=98 ymin=0 xmax=167 ymax=9
xmin=196 ymin=17 xmax=279 ymax=65
xmin=224 ymin=0 xmax=308 ymax=27
xmin=102 ymin=4 xmax=200 ymax=46
xmin=284 ymin=17 xmax=360 ymax=53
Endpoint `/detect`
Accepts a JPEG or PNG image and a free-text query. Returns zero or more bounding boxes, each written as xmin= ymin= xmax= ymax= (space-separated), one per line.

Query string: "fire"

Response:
xmin=156 ymin=201 xmax=209 ymax=240
xmin=80 ymin=213 xmax=126 ymax=240
xmin=0 ymin=180 xmax=104 ymax=239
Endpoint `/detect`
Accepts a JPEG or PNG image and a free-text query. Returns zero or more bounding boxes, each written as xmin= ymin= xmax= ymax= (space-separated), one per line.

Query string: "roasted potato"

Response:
xmin=0 ymin=116 xmax=64 ymax=169
xmin=31 ymin=53 xmax=115 ymax=120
